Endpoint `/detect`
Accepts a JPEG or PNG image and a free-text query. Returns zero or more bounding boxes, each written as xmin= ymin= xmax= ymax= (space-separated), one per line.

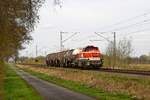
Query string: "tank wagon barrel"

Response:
xmin=46 ymin=45 xmax=103 ymax=69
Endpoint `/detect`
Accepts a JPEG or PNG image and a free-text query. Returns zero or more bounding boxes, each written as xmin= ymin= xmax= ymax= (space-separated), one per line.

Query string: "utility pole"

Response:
xmin=45 ymin=51 xmax=47 ymax=56
xmin=36 ymin=45 xmax=38 ymax=57
xmin=26 ymin=51 xmax=28 ymax=57
xmin=94 ymin=32 xmax=116 ymax=69
xmin=60 ymin=31 xmax=63 ymax=51
xmin=113 ymin=32 xmax=116 ymax=69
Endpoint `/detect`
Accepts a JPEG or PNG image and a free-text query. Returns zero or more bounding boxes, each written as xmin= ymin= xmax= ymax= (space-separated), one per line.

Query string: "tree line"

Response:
xmin=0 ymin=0 xmax=44 ymax=98
xmin=104 ymin=37 xmax=150 ymax=68
xmin=0 ymin=0 xmax=44 ymax=61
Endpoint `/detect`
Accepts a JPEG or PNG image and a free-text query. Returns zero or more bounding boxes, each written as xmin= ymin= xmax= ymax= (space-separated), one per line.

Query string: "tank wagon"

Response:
xmin=46 ymin=45 xmax=103 ymax=68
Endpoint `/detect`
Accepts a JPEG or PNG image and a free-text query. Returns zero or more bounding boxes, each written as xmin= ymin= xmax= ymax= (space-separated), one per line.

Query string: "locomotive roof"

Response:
xmin=46 ymin=45 xmax=99 ymax=57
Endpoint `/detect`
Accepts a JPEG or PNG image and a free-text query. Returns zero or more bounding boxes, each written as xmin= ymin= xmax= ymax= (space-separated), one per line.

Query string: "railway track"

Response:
xmin=18 ymin=63 xmax=150 ymax=76
xmin=99 ymin=68 xmax=150 ymax=76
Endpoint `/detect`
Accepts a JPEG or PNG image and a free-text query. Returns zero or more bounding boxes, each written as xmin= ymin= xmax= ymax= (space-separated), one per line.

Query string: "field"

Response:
xmin=4 ymin=64 xmax=43 ymax=100
xmin=103 ymin=63 xmax=150 ymax=71
xmin=128 ymin=64 xmax=150 ymax=71
xmin=17 ymin=64 xmax=150 ymax=100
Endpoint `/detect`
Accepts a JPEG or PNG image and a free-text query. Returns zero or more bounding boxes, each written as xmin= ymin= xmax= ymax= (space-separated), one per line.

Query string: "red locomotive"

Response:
xmin=46 ymin=45 xmax=103 ymax=68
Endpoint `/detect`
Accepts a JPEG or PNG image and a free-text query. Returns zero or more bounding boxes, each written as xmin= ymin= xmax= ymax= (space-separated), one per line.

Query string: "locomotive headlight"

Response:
xmin=81 ymin=54 xmax=84 ymax=58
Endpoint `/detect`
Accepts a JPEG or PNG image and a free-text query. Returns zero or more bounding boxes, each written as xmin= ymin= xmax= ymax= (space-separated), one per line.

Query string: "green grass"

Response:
xmin=95 ymin=72 xmax=150 ymax=86
xmin=4 ymin=64 xmax=43 ymax=100
xmin=21 ymin=67 xmax=136 ymax=100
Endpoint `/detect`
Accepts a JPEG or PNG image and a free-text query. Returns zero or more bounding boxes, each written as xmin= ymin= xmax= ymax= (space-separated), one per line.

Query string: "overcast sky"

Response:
xmin=20 ymin=0 xmax=150 ymax=57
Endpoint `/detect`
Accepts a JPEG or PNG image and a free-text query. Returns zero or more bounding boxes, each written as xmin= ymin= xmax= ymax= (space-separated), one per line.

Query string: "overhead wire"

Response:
xmin=94 ymin=32 xmax=112 ymax=42
xmin=106 ymin=19 xmax=150 ymax=32
xmin=99 ymin=10 xmax=150 ymax=31
xmin=96 ymin=10 xmax=150 ymax=40
xmin=125 ymin=28 xmax=150 ymax=36
xmin=62 ymin=32 xmax=78 ymax=43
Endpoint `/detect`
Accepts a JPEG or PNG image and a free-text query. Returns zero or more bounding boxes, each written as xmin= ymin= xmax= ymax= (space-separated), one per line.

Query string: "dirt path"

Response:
xmin=13 ymin=66 xmax=94 ymax=100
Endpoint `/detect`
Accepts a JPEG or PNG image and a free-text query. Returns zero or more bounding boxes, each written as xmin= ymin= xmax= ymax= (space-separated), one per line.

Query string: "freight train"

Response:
xmin=46 ymin=45 xmax=103 ymax=69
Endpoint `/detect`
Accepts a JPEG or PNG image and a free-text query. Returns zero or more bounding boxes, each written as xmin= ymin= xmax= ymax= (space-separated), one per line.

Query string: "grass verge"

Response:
xmin=0 ymin=61 xmax=4 ymax=100
xmin=4 ymin=64 xmax=42 ymax=100
xmin=19 ymin=67 xmax=136 ymax=100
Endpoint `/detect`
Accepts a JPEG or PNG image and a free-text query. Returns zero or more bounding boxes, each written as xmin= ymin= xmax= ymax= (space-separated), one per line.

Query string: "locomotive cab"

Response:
xmin=77 ymin=46 xmax=103 ymax=68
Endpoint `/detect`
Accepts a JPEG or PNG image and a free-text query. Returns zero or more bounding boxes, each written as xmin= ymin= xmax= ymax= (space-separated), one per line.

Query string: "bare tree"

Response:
xmin=105 ymin=37 xmax=133 ymax=68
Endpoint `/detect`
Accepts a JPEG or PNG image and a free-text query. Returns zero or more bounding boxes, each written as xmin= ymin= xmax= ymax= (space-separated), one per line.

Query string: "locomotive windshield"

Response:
xmin=83 ymin=46 xmax=99 ymax=52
